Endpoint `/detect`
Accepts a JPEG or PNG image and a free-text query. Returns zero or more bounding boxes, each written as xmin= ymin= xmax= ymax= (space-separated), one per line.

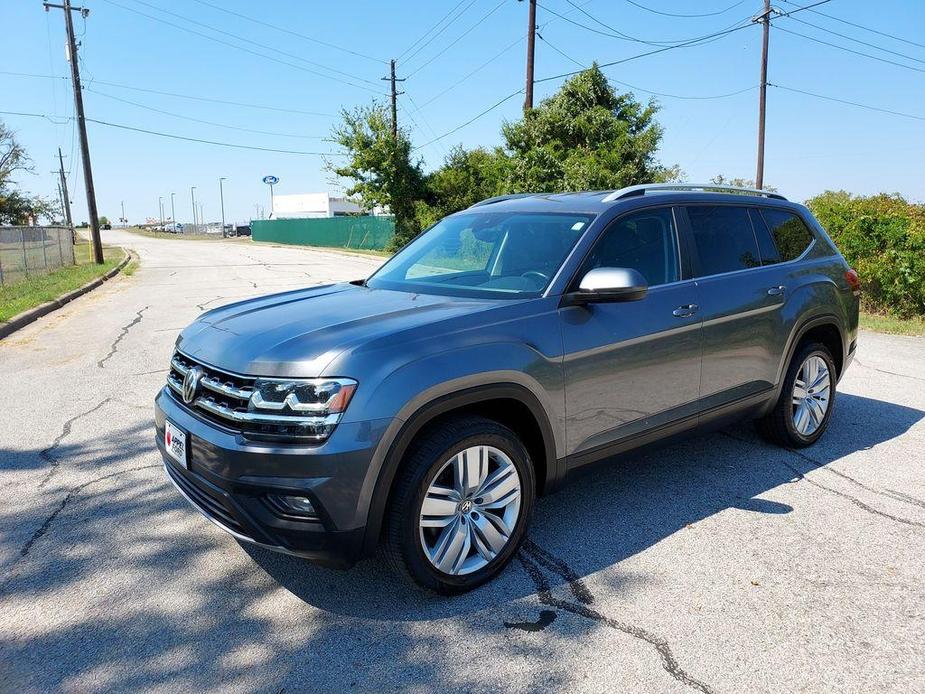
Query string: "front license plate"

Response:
xmin=164 ymin=420 xmax=188 ymax=469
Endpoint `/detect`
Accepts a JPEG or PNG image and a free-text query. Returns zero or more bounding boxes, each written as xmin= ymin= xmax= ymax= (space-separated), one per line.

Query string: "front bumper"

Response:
xmin=154 ymin=387 xmax=393 ymax=569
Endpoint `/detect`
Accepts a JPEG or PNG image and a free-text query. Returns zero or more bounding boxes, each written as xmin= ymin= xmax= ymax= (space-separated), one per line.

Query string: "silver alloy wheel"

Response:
xmin=792 ymin=355 xmax=831 ymax=436
xmin=419 ymin=445 xmax=522 ymax=576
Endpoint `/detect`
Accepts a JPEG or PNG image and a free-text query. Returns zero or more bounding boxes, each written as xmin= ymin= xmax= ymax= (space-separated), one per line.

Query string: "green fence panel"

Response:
xmin=252 ymin=217 xmax=394 ymax=251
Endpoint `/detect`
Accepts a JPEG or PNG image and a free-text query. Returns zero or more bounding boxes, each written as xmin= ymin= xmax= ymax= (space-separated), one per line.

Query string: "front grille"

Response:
xmin=166 ymin=351 xmax=339 ymax=440
xmin=165 ymin=463 xmax=249 ymax=537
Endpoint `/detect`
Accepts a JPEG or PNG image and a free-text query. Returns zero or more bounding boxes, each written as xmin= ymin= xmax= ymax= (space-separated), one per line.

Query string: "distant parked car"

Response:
xmin=233 ymin=224 xmax=251 ymax=237
xmin=156 ymin=183 xmax=860 ymax=593
xmin=101 ymin=223 xmax=112 ymax=230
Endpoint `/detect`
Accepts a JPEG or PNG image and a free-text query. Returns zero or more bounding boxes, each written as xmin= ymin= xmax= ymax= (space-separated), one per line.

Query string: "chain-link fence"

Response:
xmin=0 ymin=226 xmax=76 ymax=286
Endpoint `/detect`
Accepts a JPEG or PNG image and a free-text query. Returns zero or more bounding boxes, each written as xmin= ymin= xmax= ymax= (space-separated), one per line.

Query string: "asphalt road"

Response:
xmin=1 ymin=228 xmax=923 ymax=693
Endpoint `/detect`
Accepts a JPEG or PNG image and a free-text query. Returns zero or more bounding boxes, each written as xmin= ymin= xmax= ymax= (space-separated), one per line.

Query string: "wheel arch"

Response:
xmin=360 ymin=383 xmax=558 ymax=557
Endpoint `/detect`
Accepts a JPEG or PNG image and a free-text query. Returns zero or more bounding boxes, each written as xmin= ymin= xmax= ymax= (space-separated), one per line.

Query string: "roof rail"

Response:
xmin=601 ymin=183 xmax=787 ymax=203
xmin=468 ymin=193 xmax=538 ymax=208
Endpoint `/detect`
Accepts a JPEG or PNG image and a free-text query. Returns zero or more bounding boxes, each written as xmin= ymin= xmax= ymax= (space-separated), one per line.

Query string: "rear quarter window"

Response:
xmin=686 ymin=205 xmax=761 ymax=277
xmin=759 ymin=209 xmax=814 ymax=262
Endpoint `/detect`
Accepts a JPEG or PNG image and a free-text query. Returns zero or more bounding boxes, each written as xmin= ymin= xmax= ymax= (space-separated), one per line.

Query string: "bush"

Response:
xmin=807 ymin=191 xmax=925 ymax=318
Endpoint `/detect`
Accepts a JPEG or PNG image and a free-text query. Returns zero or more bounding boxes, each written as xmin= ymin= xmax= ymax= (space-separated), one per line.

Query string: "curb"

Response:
xmin=0 ymin=249 xmax=133 ymax=341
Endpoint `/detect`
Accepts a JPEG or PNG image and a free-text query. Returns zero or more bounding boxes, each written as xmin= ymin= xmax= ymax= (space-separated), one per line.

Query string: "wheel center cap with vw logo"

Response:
xmin=182 ymin=366 xmax=204 ymax=404
xmin=458 ymin=499 xmax=473 ymax=514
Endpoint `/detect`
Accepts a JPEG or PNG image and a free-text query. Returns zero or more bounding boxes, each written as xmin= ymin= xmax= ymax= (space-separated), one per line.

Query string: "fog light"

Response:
xmin=266 ymin=494 xmax=318 ymax=518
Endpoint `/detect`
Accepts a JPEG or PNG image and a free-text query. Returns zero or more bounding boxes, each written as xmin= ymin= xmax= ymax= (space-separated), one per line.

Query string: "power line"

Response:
xmin=398 ymin=0 xmax=471 ymax=61
xmin=413 ymin=35 xmax=524 ymax=111
xmin=536 ymin=32 xmax=585 ymax=69
xmin=401 ymin=0 xmax=480 ymax=66
xmin=405 ymin=0 xmax=509 ymax=78
xmin=188 ymin=0 xmax=386 ymax=63
xmin=769 ymin=83 xmax=925 ymax=121
xmin=547 ymin=0 xmax=753 ymax=48
xmin=775 ymin=25 xmax=925 ymax=74
xmin=84 ymin=87 xmax=327 ymax=139
xmin=780 ymin=0 xmax=925 ymax=50
xmin=0 ymin=70 xmax=336 ymax=117
xmin=99 ymin=0 xmax=386 ymax=94
xmin=0 ymin=110 xmax=343 ymax=155
xmin=622 ymin=0 xmax=747 ymax=19
xmin=412 ymin=88 xmax=524 ymax=151
xmin=782 ymin=15 xmax=925 ymax=65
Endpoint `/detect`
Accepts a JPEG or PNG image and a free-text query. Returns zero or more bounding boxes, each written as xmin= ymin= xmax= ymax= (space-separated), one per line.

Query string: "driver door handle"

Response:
xmin=673 ymin=304 xmax=699 ymax=318
xmin=767 ymin=285 xmax=786 ymax=296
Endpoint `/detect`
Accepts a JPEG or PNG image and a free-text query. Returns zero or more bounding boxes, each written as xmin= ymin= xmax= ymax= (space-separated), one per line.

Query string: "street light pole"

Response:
xmin=158 ymin=196 xmax=164 ymax=225
xmin=190 ymin=186 xmax=197 ymax=231
xmin=170 ymin=192 xmax=176 ymax=230
xmin=219 ymin=177 xmax=227 ymax=237
xmin=120 ymin=200 xmax=125 ymax=227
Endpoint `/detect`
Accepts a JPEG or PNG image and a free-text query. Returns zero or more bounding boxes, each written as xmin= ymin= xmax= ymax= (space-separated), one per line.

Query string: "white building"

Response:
xmin=271 ymin=192 xmax=362 ymax=219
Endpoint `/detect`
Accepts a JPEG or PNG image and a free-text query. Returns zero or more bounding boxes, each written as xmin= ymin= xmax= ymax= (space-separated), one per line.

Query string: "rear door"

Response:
xmin=560 ymin=206 xmax=702 ymax=461
xmin=680 ymin=204 xmax=789 ymax=409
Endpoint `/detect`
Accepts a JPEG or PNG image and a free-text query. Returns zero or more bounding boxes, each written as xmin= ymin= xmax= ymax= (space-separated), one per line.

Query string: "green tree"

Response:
xmin=329 ymin=103 xmax=426 ymax=250
xmin=99 ymin=215 xmax=110 ymax=226
xmin=416 ymin=146 xmax=512 ymax=228
xmin=501 ymin=64 xmax=678 ymax=192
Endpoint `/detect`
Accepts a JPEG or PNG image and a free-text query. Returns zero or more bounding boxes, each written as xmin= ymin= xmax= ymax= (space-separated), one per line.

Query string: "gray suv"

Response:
xmin=155 ymin=183 xmax=860 ymax=593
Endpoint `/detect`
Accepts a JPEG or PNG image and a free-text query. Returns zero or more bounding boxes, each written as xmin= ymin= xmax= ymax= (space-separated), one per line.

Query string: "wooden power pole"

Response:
xmin=57 ymin=147 xmax=74 ymax=233
xmin=755 ymin=0 xmax=771 ymax=190
xmin=45 ymin=0 xmax=103 ymax=263
xmin=382 ymin=59 xmax=405 ymax=138
xmin=523 ymin=0 xmax=537 ymax=112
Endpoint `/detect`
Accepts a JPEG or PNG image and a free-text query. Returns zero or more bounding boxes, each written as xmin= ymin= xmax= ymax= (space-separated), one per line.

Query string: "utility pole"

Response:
xmin=219 ymin=177 xmax=227 ymax=237
xmin=755 ymin=0 xmax=771 ymax=189
xmin=523 ymin=0 xmax=537 ymax=112
xmin=57 ymin=147 xmax=74 ymax=233
xmin=158 ymin=196 xmax=164 ymax=225
xmin=170 ymin=192 xmax=176 ymax=229
xmin=45 ymin=0 xmax=103 ymax=264
xmin=120 ymin=199 xmax=125 ymax=226
xmin=381 ymin=59 xmax=405 ymax=138
xmin=190 ymin=186 xmax=197 ymax=230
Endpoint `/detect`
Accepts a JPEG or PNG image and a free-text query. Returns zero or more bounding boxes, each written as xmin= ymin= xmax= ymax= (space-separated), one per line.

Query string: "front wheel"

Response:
xmin=382 ymin=416 xmax=536 ymax=593
xmin=756 ymin=342 xmax=837 ymax=448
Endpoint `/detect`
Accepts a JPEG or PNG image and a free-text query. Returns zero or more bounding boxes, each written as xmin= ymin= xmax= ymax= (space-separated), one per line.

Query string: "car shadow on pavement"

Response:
xmin=244 ymin=391 xmax=925 ymax=620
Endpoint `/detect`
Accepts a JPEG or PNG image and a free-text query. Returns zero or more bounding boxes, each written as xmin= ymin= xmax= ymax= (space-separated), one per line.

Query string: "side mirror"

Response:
xmin=566 ymin=267 xmax=648 ymax=305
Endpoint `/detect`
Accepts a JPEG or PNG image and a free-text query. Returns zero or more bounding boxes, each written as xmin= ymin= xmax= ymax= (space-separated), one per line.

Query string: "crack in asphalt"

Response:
xmin=721 ymin=431 xmax=925 ymax=527
xmin=853 ymin=357 xmax=925 ymax=383
xmin=2 ymin=464 xmax=161 ymax=593
xmin=38 ymin=398 xmax=114 ymax=488
xmin=517 ymin=540 xmax=715 ymax=694
xmin=196 ymin=296 xmax=225 ymax=312
xmin=97 ymin=306 xmax=149 ymax=368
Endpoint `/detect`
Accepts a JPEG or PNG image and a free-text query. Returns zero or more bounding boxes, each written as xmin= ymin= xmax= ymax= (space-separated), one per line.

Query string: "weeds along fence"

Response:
xmin=0 ymin=226 xmax=76 ymax=286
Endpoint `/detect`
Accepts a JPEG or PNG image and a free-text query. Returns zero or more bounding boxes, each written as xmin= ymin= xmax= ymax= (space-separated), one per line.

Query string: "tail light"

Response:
xmin=845 ymin=268 xmax=860 ymax=296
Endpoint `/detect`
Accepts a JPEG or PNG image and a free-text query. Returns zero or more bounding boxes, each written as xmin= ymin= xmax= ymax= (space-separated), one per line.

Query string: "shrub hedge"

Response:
xmin=807 ymin=191 xmax=925 ymax=318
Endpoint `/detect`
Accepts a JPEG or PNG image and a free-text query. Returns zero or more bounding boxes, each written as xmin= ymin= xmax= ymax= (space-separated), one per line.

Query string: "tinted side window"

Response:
xmin=748 ymin=208 xmax=781 ymax=264
xmin=581 ymin=207 xmax=679 ymax=286
xmin=686 ymin=206 xmax=760 ymax=277
xmin=760 ymin=209 xmax=814 ymax=262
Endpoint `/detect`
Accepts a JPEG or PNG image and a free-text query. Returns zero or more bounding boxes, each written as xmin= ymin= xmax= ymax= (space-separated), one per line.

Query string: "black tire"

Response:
xmin=756 ymin=342 xmax=837 ymax=448
xmin=381 ymin=415 xmax=536 ymax=594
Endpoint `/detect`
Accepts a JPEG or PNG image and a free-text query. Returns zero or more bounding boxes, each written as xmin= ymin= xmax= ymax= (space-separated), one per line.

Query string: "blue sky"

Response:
xmin=2 ymin=0 xmax=923 ymax=225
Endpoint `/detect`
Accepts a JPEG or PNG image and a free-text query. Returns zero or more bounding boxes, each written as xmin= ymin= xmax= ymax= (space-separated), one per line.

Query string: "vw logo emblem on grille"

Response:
xmin=182 ymin=366 xmax=204 ymax=404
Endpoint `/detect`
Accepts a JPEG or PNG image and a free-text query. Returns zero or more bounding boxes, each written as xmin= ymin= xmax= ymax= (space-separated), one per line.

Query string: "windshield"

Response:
xmin=366 ymin=211 xmax=594 ymax=298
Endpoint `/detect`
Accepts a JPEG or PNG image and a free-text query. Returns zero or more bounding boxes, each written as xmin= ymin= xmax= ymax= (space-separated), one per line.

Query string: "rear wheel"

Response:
xmin=756 ymin=342 xmax=836 ymax=448
xmin=382 ymin=416 xmax=535 ymax=593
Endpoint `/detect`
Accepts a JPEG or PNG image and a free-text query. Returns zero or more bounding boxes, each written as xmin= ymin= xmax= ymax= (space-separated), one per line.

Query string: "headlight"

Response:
xmin=249 ymin=377 xmax=357 ymax=440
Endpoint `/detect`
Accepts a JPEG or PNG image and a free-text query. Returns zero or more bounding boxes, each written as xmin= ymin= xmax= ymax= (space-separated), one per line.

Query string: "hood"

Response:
xmin=176 ymin=283 xmax=505 ymax=376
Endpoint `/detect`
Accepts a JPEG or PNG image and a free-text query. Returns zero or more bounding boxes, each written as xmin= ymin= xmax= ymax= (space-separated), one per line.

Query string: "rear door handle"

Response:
xmin=672 ymin=304 xmax=699 ymax=317
xmin=767 ymin=285 xmax=786 ymax=296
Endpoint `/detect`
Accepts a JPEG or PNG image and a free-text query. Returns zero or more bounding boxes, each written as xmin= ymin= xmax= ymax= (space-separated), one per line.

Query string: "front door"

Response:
xmin=560 ymin=206 xmax=702 ymax=461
